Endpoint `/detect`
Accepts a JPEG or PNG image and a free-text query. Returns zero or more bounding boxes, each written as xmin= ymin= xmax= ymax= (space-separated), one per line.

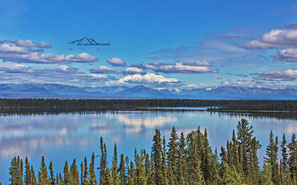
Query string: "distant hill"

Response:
xmin=0 ymin=83 xmax=296 ymax=100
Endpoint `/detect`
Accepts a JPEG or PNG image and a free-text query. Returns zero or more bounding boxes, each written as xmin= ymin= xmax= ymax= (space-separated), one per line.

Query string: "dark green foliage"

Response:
xmin=89 ymin=153 xmax=97 ymax=185
xmin=38 ymin=156 xmax=50 ymax=185
xmin=70 ymin=159 xmax=79 ymax=185
xmin=49 ymin=161 xmax=56 ymax=185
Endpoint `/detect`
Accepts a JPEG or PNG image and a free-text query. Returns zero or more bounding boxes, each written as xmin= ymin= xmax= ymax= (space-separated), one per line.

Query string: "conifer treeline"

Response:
xmin=6 ymin=119 xmax=297 ymax=185
xmin=1 ymin=99 xmax=297 ymax=112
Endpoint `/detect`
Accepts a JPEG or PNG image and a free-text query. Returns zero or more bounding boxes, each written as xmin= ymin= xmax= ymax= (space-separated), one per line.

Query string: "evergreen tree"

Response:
xmin=80 ymin=162 xmax=84 ymax=185
xmin=83 ymin=157 xmax=89 ymax=185
xmin=24 ymin=157 xmax=31 ymax=185
xmin=119 ymin=154 xmax=127 ymax=185
xmin=167 ymin=127 xmax=178 ymax=185
xmin=152 ymin=129 xmax=164 ymax=185
xmin=9 ymin=157 xmax=17 ymax=185
xmin=112 ymin=143 xmax=120 ymax=185
xmin=236 ymin=119 xmax=254 ymax=177
xmin=177 ymin=132 xmax=187 ymax=185
xmin=89 ymin=153 xmax=98 ymax=185
xmin=31 ymin=165 xmax=37 ymax=185
xmin=49 ymin=161 xmax=56 ymax=185
xmin=63 ymin=161 xmax=72 ymax=185
xmin=288 ymin=134 xmax=297 ymax=178
xmin=38 ymin=156 xmax=50 ymax=185
xmin=70 ymin=159 xmax=79 ymax=185
xmin=281 ymin=134 xmax=288 ymax=175
xmin=99 ymin=137 xmax=108 ymax=185
xmin=259 ymin=163 xmax=274 ymax=185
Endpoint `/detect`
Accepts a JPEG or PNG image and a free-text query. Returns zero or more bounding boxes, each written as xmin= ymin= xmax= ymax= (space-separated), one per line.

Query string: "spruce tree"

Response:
xmin=177 ymin=132 xmax=187 ymax=185
xmin=9 ymin=157 xmax=17 ymax=185
xmin=236 ymin=119 xmax=254 ymax=177
xmin=31 ymin=165 xmax=37 ymax=185
xmin=83 ymin=157 xmax=89 ymax=185
xmin=89 ymin=153 xmax=98 ymax=185
xmin=63 ymin=161 xmax=72 ymax=185
xmin=167 ymin=126 xmax=178 ymax=185
xmin=70 ymin=159 xmax=79 ymax=185
xmin=112 ymin=143 xmax=120 ymax=185
xmin=152 ymin=129 xmax=164 ymax=185
xmin=38 ymin=156 xmax=50 ymax=185
xmin=49 ymin=161 xmax=56 ymax=185
xmin=24 ymin=157 xmax=31 ymax=185
xmin=80 ymin=162 xmax=84 ymax=185
xmin=281 ymin=134 xmax=288 ymax=174
xmin=119 ymin=154 xmax=127 ymax=185
xmin=288 ymin=134 xmax=297 ymax=178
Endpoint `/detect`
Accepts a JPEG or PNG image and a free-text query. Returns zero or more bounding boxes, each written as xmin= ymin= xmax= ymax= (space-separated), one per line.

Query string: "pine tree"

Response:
xmin=152 ymin=129 xmax=164 ymax=185
xmin=236 ymin=119 xmax=254 ymax=177
xmin=9 ymin=157 xmax=17 ymax=185
xmin=119 ymin=154 xmax=127 ymax=185
xmin=259 ymin=163 xmax=274 ymax=185
xmin=177 ymin=132 xmax=187 ymax=185
xmin=281 ymin=134 xmax=288 ymax=175
xmin=288 ymin=134 xmax=297 ymax=178
xmin=203 ymin=128 xmax=211 ymax=182
xmin=49 ymin=161 xmax=56 ymax=185
xmin=188 ymin=134 xmax=203 ymax=184
xmin=112 ymin=143 xmax=120 ymax=185
xmin=63 ymin=161 xmax=72 ymax=185
xmin=161 ymin=136 xmax=169 ymax=185
xmin=81 ymin=162 xmax=85 ymax=185
xmin=38 ymin=156 xmax=50 ymax=185
xmin=167 ymin=127 xmax=178 ymax=185
xmin=24 ymin=157 xmax=31 ymax=185
xmin=31 ymin=165 xmax=37 ymax=185
xmin=89 ymin=153 xmax=98 ymax=185
xmin=83 ymin=157 xmax=89 ymax=185
xmin=70 ymin=159 xmax=79 ymax=185
xmin=99 ymin=137 xmax=108 ymax=185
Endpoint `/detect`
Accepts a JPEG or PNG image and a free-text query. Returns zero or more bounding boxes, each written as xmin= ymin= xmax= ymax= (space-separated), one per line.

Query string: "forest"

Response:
xmin=1 ymin=99 xmax=297 ymax=113
xmin=5 ymin=119 xmax=297 ymax=185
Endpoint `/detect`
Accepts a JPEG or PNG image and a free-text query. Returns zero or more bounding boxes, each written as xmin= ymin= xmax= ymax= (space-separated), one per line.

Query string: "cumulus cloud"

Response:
xmin=254 ymin=69 xmax=297 ymax=81
xmin=89 ymin=66 xmax=118 ymax=74
xmin=133 ymin=61 xmax=217 ymax=74
xmin=273 ymin=48 xmax=297 ymax=62
xmin=123 ymin=67 xmax=145 ymax=75
xmin=15 ymin=39 xmax=51 ymax=48
xmin=0 ymin=40 xmax=97 ymax=64
xmin=106 ymin=58 xmax=126 ymax=66
xmin=118 ymin=73 xmax=179 ymax=84
xmin=246 ymin=29 xmax=297 ymax=49
xmin=0 ymin=64 xmax=32 ymax=73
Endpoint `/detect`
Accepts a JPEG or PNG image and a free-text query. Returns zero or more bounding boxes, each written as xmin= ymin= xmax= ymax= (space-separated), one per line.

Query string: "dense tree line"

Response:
xmin=6 ymin=119 xmax=297 ymax=185
xmin=1 ymin=99 xmax=297 ymax=114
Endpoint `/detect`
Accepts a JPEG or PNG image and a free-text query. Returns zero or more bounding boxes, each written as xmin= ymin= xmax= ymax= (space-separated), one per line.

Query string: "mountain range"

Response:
xmin=0 ymin=83 xmax=296 ymax=100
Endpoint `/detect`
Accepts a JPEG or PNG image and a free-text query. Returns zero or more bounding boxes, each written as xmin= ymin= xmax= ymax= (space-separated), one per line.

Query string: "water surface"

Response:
xmin=0 ymin=110 xmax=296 ymax=184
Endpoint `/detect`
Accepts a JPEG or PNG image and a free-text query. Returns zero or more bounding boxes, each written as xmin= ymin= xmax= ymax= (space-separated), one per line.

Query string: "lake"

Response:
xmin=0 ymin=110 xmax=296 ymax=183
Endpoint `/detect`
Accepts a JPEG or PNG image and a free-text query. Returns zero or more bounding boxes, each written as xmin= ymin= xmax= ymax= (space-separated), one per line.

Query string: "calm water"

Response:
xmin=0 ymin=110 xmax=296 ymax=183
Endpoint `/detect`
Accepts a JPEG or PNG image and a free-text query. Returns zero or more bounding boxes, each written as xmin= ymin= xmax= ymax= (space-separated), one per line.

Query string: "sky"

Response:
xmin=1 ymin=0 xmax=297 ymax=91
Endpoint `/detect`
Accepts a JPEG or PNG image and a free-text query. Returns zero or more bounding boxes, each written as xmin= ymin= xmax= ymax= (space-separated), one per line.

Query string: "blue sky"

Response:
xmin=1 ymin=0 xmax=297 ymax=91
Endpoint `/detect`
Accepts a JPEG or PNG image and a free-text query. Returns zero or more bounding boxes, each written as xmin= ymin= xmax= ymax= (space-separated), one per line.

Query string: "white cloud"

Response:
xmin=254 ymin=69 xmax=297 ymax=81
xmin=106 ymin=57 xmax=126 ymax=66
xmin=89 ymin=66 xmax=117 ymax=74
xmin=246 ymin=29 xmax=297 ymax=49
xmin=274 ymin=48 xmax=297 ymax=62
xmin=0 ymin=64 xmax=32 ymax=73
xmin=118 ymin=73 xmax=179 ymax=84
xmin=0 ymin=40 xmax=97 ymax=64
xmin=123 ymin=67 xmax=145 ymax=74
xmin=134 ymin=61 xmax=217 ymax=74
